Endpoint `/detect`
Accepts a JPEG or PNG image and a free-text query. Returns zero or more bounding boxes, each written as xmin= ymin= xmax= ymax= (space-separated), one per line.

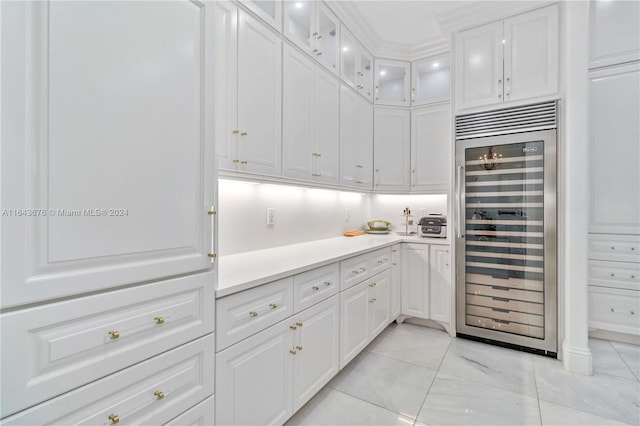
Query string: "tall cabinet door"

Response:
xmin=429 ymin=246 xmax=451 ymax=324
xmin=411 ymin=103 xmax=451 ymax=192
xmin=503 ymin=5 xmax=558 ymax=102
xmin=374 ymin=107 xmax=411 ymax=191
xmin=340 ymin=281 xmax=369 ymax=368
xmin=1 ymin=0 xmax=216 ymax=308
xmin=238 ymin=10 xmax=282 ymax=176
xmin=402 ymin=244 xmax=429 ymax=319
xmin=368 ymin=271 xmax=391 ymax=338
xmin=356 ymin=96 xmax=374 ymax=188
xmin=315 ymin=68 xmax=340 ymax=184
xmin=339 ymin=85 xmax=372 ymax=189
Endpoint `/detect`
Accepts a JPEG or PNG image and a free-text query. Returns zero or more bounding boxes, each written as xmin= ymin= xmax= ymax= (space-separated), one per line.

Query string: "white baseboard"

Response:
xmin=562 ymin=341 xmax=593 ymax=375
xmin=589 ymin=329 xmax=640 ymax=345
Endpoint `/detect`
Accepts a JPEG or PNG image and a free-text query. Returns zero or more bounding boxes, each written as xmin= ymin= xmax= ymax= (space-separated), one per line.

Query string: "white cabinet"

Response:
xmin=412 ymin=53 xmax=451 ymax=106
xmin=368 ymin=271 xmax=391 ymax=338
xmin=589 ymin=63 xmax=640 ymax=234
xmin=341 ymin=28 xmax=374 ymax=101
xmin=244 ymin=0 xmax=283 ymax=31
xmin=1 ymin=0 xmax=217 ymax=309
xmin=283 ymin=45 xmax=340 ymax=184
xmin=340 ymin=85 xmax=373 ymax=189
xmin=429 ymin=246 xmax=451 ymax=324
xmin=411 ymin=103 xmax=451 ymax=193
xmin=390 ymin=244 xmax=402 ymax=320
xmin=454 ymin=4 xmax=558 ymax=110
xmin=374 ymin=59 xmax=411 ymax=106
xmin=215 ymin=5 xmax=282 ymax=176
xmin=402 ymin=244 xmax=430 ymax=319
xmin=284 ymin=0 xmax=340 ymax=75
xmin=589 ymin=0 xmax=640 ymax=69
xmin=373 ymin=107 xmax=411 ymax=192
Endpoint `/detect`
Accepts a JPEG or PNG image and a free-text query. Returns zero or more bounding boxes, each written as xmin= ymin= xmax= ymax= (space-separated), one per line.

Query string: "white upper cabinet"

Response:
xmin=283 ymin=45 xmax=340 ymax=184
xmin=590 ymin=0 xmax=640 ymax=69
xmin=341 ymin=28 xmax=374 ymax=101
xmin=374 ymin=59 xmax=411 ymax=106
xmin=411 ymin=103 xmax=451 ymax=193
xmin=411 ymin=53 xmax=451 ymax=106
xmin=244 ymin=0 xmax=283 ymax=31
xmin=373 ymin=107 xmax=411 ymax=192
xmin=216 ymin=6 xmax=282 ymax=176
xmin=340 ymin=85 xmax=373 ymax=189
xmin=455 ymin=4 xmax=558 ymax=111
xmin=1 ymin=0 xmax=216 ymax=308
xmin=284 ymin=1 xmax=340 ymax=75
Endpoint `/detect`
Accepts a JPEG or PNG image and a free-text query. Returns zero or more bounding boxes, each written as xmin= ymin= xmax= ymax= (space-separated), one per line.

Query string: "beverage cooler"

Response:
xmin=455 ymin=101 xmax=557 ymax=355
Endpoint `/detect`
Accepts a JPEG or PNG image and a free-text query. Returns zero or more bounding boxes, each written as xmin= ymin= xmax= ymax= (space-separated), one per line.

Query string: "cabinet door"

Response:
xmin=412 ymin=54 xmax=451 ymax=106
xmin=411 ymin=103 xmax=451 ymax=192
xmin=340 ymin=30 xmax=358 ymax=89
xmin=589 ymin=63 xmax=640 ymax=234
xmin=390 ymin=245 xmax=402 ymax=320
xmin=340 ymin=281 xmax=369 ymax=368
xmin=283 ymin=45 xmax=315 ymax=181
xmin=503 ymin=5 xmax=558 ymax=102
xmin=216 ymin=321 xmax=293 ymax=426
xmin=292 ymin=295 xmax=340 ymax=411
xmin=402 ymin=244 xmax=429 ymax=319
xmin=356 ymin=95 xmax=374 ymax=188
xmin=374 ymin=107 xmax=411 ymax=191
xmin=429 ymin=246 xmax=451 ymax=324
xmin=359 ymin=48 xmax=375 ymax=101
xmin=238 ymin=10 xmax=282 ymax=176
xmin=368 ymin=271 xmax=391 ymax=339
xmin=245 ymin=0 xmax=283 ymax=32
xmin=590 ymin=0 xmax=640 ymax=68
xmin=455 ymin=21 xmax=503 ymax=110
xmin=315 ymin=3 xmax=340 ymax=75
xmin=315 ymin=67 xmax=341 ymax=184
xmin=340 ymin=85 xmax=359 ymax=187
xmin=1 ymin=1 xmax=216 ymax=308
xmin=283 ymin=0 xmax=313 ymax=53
xmin=374 ymin=59 xmax=410 ymax=106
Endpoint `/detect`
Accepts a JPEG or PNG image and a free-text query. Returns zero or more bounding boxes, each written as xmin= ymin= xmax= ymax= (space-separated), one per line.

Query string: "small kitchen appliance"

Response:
xmin=418 ymin=214 xmax=447 ymax=238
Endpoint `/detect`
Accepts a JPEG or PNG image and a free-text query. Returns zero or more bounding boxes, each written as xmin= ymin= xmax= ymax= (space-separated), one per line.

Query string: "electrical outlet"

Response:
xmin=345 ymin=208 xmax=350 ymax=221
xmin=266 ymin=208 xmax=275 ymax=225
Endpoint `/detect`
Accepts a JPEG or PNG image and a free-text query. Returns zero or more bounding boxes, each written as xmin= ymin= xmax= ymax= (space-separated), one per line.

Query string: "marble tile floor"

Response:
xmin=286 ymin=322 xmax=640 ymax=426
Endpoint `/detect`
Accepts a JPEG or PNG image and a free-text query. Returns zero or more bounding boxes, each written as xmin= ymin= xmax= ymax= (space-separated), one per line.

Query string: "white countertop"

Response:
xmin=216 ymin=234 xmax=450 ymax=298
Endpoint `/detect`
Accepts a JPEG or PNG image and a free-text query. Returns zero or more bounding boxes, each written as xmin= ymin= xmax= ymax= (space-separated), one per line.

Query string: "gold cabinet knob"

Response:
xmin=296 ymin=345 xmax=303 ymax=351
xmin=240 ymin=132 xmax=248 ymax=136
xmin=269 ymin=303 xmax=278 ymax=309
xmin=108 ymin=330 xmax=120 ymax=339
xmin=108 ymin=414 xmax=120 ymax=424
xmin=249 ymin=311 xmax=258 ymax=317
xmin=324 ymin=281 xmax=331 ymax=287
xmin=289 ymin=349 xmax=297 ymax=355
xmin=232 ymin=130 xmax=240 ymax=135
xmin=290 ymin=324 xmax=297 ymax=330
xmin=369 ymin=282 xmax=377 ymax=288
xmin=240 ymin=161 xmax=248 ymax=165
xmin=154 ymin=391 xmax=165 ymax=400
xmin=296 ymin=322 xmax=303 ymax=327
xmin=392 ymin=262 xmax=397 ymax=266
xmin=154 ymin=316 xmax=165 ymax=325
xmin=312 ymin=286 xmax=319 ymax=291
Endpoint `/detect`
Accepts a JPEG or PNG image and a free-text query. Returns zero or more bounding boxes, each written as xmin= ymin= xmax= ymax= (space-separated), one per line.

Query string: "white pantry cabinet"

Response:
xmin=589 ymin=0 xmax=640 ymax=69
xmin=373 ymin=107 xmax=411 ymax=192
xmin=411 ymin=103 xmax=451 ymax=193
xmin=215 ymin=4 xmax=282 ymax=176
xmin=374 ymin=59 xmax=411 ymax=106
xmin=284 ymin=0 xmax=340 ymax=75
xmin=341 ymin=28 xmax=374 ymax=101
xmin=454 ymin=4 xmax=558 ymax=110
xmin=283 ymin=45 xmax=340 ymax=184
xmin=412 ymin=53 xmax=451 ymax=106
xmin=339 ymin=85 xmax=374 ymax=189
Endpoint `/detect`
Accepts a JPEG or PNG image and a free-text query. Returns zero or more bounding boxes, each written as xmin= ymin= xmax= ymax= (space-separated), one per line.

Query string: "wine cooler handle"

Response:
xmin=457 ymin=165 xmax=465 ymax=239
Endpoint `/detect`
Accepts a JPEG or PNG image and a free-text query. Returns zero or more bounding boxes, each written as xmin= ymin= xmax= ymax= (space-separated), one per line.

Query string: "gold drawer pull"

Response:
xmin=296 ymin=322 xmax=303 ymax=327
xmin=232 ymin=130 xmax=240 ymax=135
xmin=241 ymin=161 xmax=248 ymax=165
xmin=154 ymin=316 xmax=165 ymax=325
xmin=312 ymin=286 xmax=319 ymax=291
xmin=290 ymin=325 xmax=297 ymax=330
xmin=232 ymin=159 xmax=240 ymax=163
xmin=154 ymin=391 xmax=165 ymax=400
xmin=240 ymin=132 xmax=248 ymax=136
xmin=369 ymin=299 xmax=375 ymax=304
xmin=392 ymin=262 xmax=397 ymax=266
xmin=325 ymin=281 xmax=331 ymax=287
xmin=296 ymin=345 xmax=303 ymax=351
xmin=290 ymin=349 xmax=297 ymax=355
xmin=269 ymin=303 xmax=278 ymax=309
xmin=369 ymin=282 xmax=377 ymax=288
xmin=249 ymin=311 xmax=258 ymax=317
xmin=108 ymin=414 xmax=120 ymax=424
xmin=372 ymin=298 xmax=376 ymax=302
xmin=108 ymin=330 xmax=120 ymax=340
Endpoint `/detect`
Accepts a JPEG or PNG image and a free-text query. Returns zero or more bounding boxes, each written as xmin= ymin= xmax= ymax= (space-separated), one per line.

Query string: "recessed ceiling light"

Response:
xmin=295 ymin=2 xmax=303 ymax=8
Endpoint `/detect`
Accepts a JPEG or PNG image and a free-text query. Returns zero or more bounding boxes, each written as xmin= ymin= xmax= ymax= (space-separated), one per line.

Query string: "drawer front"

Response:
xmin=589 ymin=260 xmax=640 ymax=291
xmin=340 ymin=253 xmax=370 ymax=291
xmin=216 ymin=277 xmax=294 ymax=351
xmin=370 ymin=247 xmax=392 ymax=276
xmin=0 ymin=272 xmax=214 ymax=418
xmin=589 ymin=234 xmax=640 ymax=262
xmin=293 ymin=263 xmax=339 ymax=313
xmin=166 ymin=395 xmax=214 ymax=426
xmin=589 ymin=287 xmax=640 ymax=335
xmin=2 ymin=334 xmax=215 ymax=425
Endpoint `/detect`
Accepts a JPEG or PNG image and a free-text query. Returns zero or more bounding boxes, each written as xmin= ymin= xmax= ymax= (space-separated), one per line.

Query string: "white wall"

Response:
xmin=370 ymin=193 xmax=448 ymax=235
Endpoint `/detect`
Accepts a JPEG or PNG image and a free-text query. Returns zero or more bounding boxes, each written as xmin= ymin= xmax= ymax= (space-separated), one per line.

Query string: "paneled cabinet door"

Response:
xmin=215 ymin=320 xmax=293 ymax=426
xmin=374 ymin=107 xmax=411 ymax=192
xmin=411 ymin=103 xmax=451 ymax=193
xmin=429 ymin=246 xmax=451 ymax=324
xmin=1 ymin=1 xmax=216 ymax=308
xmin=292 ymin=295 xmax=340 ymax=411
xmin=341 ymin=28 xmax=374 ymax=101
xmin=412 ymin=54 xmax=451 ymax=106
xmin=374 ymin=59 xmax=411 ymax=106
xmin=339 ymin=85 xmax=373 ymax=189
xmin=314 ymin=67 xmax=341 ymax=183
xmin=402 ymin=244 xmax=429 ymax=319
xmin=244 ymin=0 xmax=283 ymax=31
xmin=390 ymin=245 xmax=402 ymax=320
xmin=590 ymin=0 xmax=640 ymax=68
xmin=339 ymin=281 xmax=369 ymax=368
xmin=367 ymin=271 xmax=391 ymax=339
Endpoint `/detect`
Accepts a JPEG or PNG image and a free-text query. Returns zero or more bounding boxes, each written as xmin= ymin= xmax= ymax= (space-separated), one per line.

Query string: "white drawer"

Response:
xmin=589 ymin=234 xmax=640 ymax=262
xmin=340 ymin=252 xmax=371 ymax=291
xmin=293 ymin=263 xmax=339 ymax=313
xmin=370 ymin=247 xmax=392 ymax=276
xmin=0 ymin=272 xmax=214 ymax=418
xmin=589 ymin=286 xmax=640 ymax=335
xmin=166 ymin=395 xmax=214 ymax=426
xmin=589 ymin=260 xmax=640 ymax=291
xmin=2 ymin=334 xmax=215 ymax=426
xmin=216 ymin=277 xmax=294 ymax=351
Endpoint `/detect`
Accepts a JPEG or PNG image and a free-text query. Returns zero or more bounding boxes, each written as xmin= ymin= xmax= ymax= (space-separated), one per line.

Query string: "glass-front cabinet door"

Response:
xmin=412 ymin=53 xmax=451 ymax=105
xmin=315 ymin=3 xmax=339 ymax=74
xmin=359 ymin=49 xmax=374 ymax=102
xmin=246 ymin=0 xmax=283 ymax=31
xmin=340 ymin=29 xmax=357 ymax=88
xmin=284 ymin=0 xmax=313 ymax=50
xmin=374 ymin=59 xmax=410 ymax=106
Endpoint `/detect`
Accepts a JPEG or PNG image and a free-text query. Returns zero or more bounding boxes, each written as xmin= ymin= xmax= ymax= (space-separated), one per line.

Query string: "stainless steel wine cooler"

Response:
xmin=455 ymin=101 xmax=557 ymax=355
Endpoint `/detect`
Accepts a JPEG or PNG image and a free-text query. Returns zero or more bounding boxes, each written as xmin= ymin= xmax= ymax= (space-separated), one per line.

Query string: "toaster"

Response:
xmin=418 ymin=214 xmax=447 ymax=238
